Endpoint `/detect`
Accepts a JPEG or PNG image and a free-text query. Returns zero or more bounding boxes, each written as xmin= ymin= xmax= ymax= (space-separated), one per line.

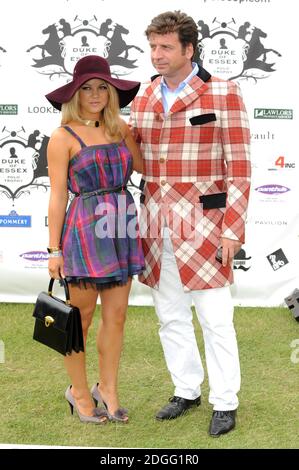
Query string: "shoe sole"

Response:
xmin=155 ymin=405 xmax=199 ymax=421
xmin=209 ymin=425 xmax=235 ymax=437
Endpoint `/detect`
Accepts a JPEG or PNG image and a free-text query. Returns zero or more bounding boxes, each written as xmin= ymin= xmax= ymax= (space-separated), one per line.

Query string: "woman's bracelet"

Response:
xmin=48 ymin=250 xmax=63 ymax=258
xmin=47 ymin=246 xmax=61 ymax=253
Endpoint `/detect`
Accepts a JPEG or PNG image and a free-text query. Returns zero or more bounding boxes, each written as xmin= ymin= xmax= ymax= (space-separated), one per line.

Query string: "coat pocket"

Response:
xmin=199 ymin=192 xmax=226 ymax=209
xmin=189 ymin=113 xmax=217 ymax=126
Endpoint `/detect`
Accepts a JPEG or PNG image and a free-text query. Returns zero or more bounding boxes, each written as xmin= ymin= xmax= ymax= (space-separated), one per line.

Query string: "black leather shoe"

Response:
xmin=156 ymin=395 xmax=201 ymax=421
xmin=209 ymin=410 xmax=237 ymax=437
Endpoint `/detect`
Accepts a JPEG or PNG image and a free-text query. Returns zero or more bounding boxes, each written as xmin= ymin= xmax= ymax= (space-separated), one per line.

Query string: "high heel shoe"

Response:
xmin=65 ymin=385 xmax=107 ymax=424
xmin=91 ymin=383 xmax=129 ymax=423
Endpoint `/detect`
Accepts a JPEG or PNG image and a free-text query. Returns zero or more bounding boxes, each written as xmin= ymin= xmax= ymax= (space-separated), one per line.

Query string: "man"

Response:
xmin=129 ymin=11 xmax=251 ymax=437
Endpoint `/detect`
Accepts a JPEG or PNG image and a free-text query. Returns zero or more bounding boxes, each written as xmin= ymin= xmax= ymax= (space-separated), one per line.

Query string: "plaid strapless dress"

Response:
xmin=60 ymin=126 xmax=145 ymax=290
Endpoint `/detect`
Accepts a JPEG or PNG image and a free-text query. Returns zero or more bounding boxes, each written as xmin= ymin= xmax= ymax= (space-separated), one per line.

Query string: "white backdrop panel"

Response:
xmin=0 ymin=0 xmax=298 ymax=306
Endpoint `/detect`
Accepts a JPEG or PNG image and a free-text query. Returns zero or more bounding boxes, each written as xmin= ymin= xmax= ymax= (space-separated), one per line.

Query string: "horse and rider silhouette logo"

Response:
xmin=0 ymin=128 xmax=49 ymax=202
xmin=26 ymin=15 xmax=144 ymax=80
xmin=196 ymin=18 xmax=281 ymax=81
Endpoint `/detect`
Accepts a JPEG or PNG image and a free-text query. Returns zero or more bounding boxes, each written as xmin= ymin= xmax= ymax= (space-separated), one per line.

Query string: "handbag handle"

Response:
xmin=48 ymin=278 xmax=71 ymax=305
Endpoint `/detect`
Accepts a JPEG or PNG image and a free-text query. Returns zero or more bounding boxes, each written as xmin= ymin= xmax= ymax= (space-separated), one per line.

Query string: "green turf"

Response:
xmin=0 ymin=303 xmax=298 ymax=448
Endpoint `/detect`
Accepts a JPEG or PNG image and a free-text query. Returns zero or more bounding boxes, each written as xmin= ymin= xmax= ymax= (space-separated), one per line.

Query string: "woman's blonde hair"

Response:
xmin=61 ymin=80 xmax=123 ymax=142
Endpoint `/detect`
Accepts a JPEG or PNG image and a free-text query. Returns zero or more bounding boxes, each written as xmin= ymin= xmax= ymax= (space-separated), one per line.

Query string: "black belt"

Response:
xmin=74 ymin=185 xmax=127 ymax=200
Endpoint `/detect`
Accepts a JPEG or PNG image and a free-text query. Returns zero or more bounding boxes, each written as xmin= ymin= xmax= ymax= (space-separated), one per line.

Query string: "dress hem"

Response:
xmin=65 ymin=270 xmax=144 ymax=291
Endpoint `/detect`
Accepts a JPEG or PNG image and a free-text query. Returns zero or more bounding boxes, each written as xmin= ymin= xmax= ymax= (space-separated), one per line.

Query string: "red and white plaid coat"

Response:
xmin=129 ymin=67 xmax=251 ymax=291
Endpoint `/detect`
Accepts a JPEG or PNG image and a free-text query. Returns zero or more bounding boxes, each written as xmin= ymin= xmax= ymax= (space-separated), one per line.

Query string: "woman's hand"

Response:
xmin=48 ymin=255 xmax=65 ymax=279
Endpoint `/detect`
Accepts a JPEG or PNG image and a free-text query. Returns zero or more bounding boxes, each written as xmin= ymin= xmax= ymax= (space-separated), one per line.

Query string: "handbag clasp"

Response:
xmin=44 ymin=315 xmax=55 ymax=327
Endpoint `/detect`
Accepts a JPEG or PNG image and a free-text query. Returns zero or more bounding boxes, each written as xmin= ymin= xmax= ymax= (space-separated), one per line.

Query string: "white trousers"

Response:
xmin=151 ymin=229 xmax=240 ymax=411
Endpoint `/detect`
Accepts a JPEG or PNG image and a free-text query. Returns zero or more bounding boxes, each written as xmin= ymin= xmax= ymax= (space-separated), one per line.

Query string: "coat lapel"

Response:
xmin=170 ymin=78 xmax=208 ymax=114
xmin=170 ymin=66 xmax=211 ymax=114
xmin=146 ymin=77 xmax=164 ymax=114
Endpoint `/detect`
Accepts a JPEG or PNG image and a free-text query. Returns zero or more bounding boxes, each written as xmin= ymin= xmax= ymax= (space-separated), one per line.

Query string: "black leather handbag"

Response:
xmin=32 ymin=278 xmax=84 ymax=355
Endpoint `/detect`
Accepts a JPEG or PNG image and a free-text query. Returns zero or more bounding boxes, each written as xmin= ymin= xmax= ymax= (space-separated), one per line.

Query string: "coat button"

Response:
xmin=159 ymin=157 xmax=165 ymax=163
xmin=161 ymin=180 xmax=166 ymax=186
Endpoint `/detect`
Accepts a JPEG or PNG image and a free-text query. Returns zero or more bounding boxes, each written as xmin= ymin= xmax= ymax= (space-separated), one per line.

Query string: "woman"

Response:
xmin=45 ymin=55 xmax=144 ymax=424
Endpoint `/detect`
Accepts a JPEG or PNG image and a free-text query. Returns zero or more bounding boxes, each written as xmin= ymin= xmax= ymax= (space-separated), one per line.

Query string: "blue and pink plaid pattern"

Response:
xmin=61 ymin=126 xmax=144 ymax=288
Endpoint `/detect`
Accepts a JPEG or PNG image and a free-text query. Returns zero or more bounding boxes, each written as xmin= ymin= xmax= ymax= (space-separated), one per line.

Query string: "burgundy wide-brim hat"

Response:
xmin=45 ymin=55 xmax=140 ymax=110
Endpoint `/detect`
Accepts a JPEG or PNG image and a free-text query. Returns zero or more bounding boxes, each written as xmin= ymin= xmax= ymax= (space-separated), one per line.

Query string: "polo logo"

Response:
xmin=197 ymin=18 xmax=281 ymax=81
xmin=0 ymin=127 xmax=49 ymax=201
xmin=26 ymin=16 xmax=144 ymax=81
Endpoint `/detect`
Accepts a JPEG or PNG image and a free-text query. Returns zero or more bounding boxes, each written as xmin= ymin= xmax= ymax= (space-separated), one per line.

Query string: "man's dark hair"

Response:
xmin=145 ymin=11 xmax=198 ymax=58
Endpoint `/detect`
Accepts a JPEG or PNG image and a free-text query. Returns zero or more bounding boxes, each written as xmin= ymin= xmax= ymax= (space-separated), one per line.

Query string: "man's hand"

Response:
xmin=220 ymin=238 xmax=242 ymax=267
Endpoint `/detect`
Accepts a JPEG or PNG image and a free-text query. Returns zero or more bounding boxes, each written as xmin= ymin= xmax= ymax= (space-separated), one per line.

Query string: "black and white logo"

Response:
xmin=197 ymin=18 xmax=281 ymax=81
xmin=0 ymin=127 xmax=49 ymax=202
xmin=233 ymin=248 xmax=251 ymax=271
xmin=266 ymin=248 xmax=289 ymax=271
xmin=27 ymin=16 xmax=144 ymax=80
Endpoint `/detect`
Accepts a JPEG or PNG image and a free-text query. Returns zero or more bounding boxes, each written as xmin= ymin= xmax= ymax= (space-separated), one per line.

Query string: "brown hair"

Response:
xmin=145 ymin=10 xmax=198 ymax=58
xmin=61 ymin=81 xmax=123 ymax=142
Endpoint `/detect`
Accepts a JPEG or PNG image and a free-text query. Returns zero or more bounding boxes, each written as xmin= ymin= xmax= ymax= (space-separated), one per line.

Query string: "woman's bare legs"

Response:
xmin=64 ymin=284 xmax=98 ymax=417
xmin=97 ymin=280 xmax=132 ymax=418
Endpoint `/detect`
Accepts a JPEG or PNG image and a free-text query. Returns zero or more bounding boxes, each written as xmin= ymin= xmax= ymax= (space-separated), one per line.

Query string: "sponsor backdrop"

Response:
xmin=0 ymin=0 xmax=298 ymax=306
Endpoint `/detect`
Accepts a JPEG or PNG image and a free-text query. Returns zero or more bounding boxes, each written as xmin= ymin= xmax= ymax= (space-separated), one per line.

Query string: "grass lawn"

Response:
xmin=0 ymin=303 xmax=298 ymax=449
